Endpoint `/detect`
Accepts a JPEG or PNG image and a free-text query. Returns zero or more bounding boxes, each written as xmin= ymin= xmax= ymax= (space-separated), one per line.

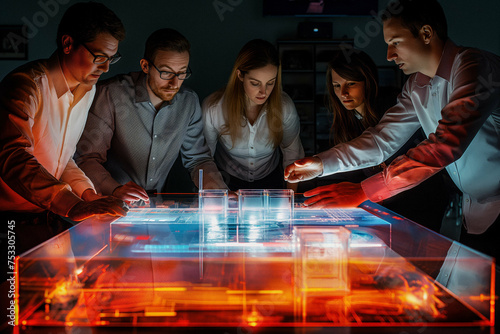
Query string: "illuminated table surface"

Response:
xmin=14 ymin=193 xmax=495 ymax=333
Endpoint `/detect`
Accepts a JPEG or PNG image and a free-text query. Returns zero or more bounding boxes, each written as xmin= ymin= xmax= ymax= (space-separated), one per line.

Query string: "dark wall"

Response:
xmin=1 ymin=0 xmax=500 ymax=100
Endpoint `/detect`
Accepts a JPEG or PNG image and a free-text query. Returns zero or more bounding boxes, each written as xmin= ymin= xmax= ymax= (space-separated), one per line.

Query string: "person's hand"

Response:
xmin=112 ymin=181 xmax=149 ymax=204
xmin=68 ymin=196 xmax=129 ymax=221
xmin=303 ymin=182 xmax=368 ymax=208
xmin=284 ymin=156 xmax=323 ymax=183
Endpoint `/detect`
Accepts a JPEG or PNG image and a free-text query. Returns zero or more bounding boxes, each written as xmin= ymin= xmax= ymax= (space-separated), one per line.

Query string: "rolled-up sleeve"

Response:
xmin=76 ymin=86 xmax=121 ymax=195
xmin=183 ymin=94 xmax=227 ymax=189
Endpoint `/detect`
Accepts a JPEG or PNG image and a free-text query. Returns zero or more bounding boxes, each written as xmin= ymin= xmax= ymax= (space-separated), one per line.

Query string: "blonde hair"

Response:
xmin=207 ymin=39 xmax=283 ymax=147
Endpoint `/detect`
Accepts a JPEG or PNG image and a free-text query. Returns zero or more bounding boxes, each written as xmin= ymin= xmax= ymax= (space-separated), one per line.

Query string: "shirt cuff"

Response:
xmin=70 ymin=179 xmax=95 ymax=197
xmin=100 ymin=178 xmax=123 ymax=196
xmin=314 ymin=151 xmax=339 ymax=176
xmin=311 ymin=154 xmax=324 ymax=177
xmin=361 ymin=173 xmax=391 ymax=203
xmin=48 ymin=188 xmax=84 ymax=217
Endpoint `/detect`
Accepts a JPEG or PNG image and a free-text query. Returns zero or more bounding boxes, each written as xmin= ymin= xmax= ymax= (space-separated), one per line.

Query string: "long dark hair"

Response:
xmin=326 ymin=49 xmax=380 ymax=145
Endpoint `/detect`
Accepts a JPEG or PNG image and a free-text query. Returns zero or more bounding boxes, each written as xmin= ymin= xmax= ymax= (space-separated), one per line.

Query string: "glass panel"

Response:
xmin=15 ymin=194 xmax=495 ymax=330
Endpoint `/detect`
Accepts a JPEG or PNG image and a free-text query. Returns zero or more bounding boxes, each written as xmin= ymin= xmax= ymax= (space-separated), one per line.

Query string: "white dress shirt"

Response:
xmin=317 ymin=40 xmax=500 ymax=234
xmin=203 ymin=93 xmax=304 ymax=182
xmin=0 ymin=52 xmax=96 ymax=216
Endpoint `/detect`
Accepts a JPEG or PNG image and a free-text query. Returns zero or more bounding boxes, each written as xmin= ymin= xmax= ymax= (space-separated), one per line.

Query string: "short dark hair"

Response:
xmin=382 ymin=0 xmax=448 ymax=41
xmin=143 ymin=29 xmax=190 ymax=62
xmin=56 ymin=2 xmax=125 ymax=49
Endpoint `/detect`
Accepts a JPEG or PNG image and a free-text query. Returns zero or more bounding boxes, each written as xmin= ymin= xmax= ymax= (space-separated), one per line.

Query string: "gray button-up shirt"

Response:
xmin=76 ymin=71 xmax=226 ymax=195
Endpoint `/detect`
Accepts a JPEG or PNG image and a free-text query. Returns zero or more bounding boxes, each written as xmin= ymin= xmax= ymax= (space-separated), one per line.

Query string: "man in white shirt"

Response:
xmin=0 ymin=3 xmax=128 ymax=255
xmin=284 ymin=0 xmax=500 ymax=260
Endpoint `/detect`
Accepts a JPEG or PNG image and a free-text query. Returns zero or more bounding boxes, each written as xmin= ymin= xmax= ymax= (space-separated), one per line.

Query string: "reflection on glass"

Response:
xmin=15 ymin=197 xmax=495 ymax=329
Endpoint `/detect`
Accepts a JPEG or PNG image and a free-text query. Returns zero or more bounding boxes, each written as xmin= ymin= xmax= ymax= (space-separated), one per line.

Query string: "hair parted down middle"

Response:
xmin=207 ymin=39 xmax=283 ymax=148
xmin=326 ymin=49 xmax=380 ymax=145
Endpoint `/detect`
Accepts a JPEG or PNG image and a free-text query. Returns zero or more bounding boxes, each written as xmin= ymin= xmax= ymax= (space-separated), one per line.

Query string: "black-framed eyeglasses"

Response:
xmin=81 ymin=43 xmax=121 ymax=65
xmin=148 ymin=60 xmax=192 ymax=80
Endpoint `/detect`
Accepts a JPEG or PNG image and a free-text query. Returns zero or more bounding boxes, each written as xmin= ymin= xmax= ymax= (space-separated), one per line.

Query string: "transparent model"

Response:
xmin=14 ymin=190 xmax=495 ymax=332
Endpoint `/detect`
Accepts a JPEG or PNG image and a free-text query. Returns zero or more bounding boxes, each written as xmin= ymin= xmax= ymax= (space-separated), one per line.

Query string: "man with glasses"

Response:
xmin=81 ymin=43 xmax=122 ymax=66
xmin=76 ymin=28 xmax=227 ymax=204
xmin=0 ymin=3 xmax=127 ymax=255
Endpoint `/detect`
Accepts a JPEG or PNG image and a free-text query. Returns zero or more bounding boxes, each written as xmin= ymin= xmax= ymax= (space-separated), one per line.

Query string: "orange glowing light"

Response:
xmin=14 ymin=206 xmax=495 ymax=328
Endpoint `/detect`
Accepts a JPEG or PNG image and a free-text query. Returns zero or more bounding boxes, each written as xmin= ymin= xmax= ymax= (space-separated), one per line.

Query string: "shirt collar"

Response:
xmin=47 ymin=52 xmax=71 ymax=99
xmin=47 ymin=51 xmax=94 ymax=99
xmin=414 ymin=39 xmax=460 ymax=86
xmin=134 ymin=71 xmax=150 ymax=103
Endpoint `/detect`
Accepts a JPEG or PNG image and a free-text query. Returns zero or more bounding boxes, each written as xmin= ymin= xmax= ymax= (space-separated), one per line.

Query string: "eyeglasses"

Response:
xmin=81 ymin=43 xmax=121 ymax=65
xmin=148 ymin=60 xmax=192 ymax=80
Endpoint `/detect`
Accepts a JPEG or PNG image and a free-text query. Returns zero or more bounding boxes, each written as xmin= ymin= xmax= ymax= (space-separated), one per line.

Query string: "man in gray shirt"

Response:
xmin=76 ymin=29 xmax=227 ymax=204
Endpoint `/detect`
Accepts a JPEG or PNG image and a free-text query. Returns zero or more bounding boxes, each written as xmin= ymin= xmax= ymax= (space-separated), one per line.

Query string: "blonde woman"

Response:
xmin=203 ymin=39 xmax=304 ymax=191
